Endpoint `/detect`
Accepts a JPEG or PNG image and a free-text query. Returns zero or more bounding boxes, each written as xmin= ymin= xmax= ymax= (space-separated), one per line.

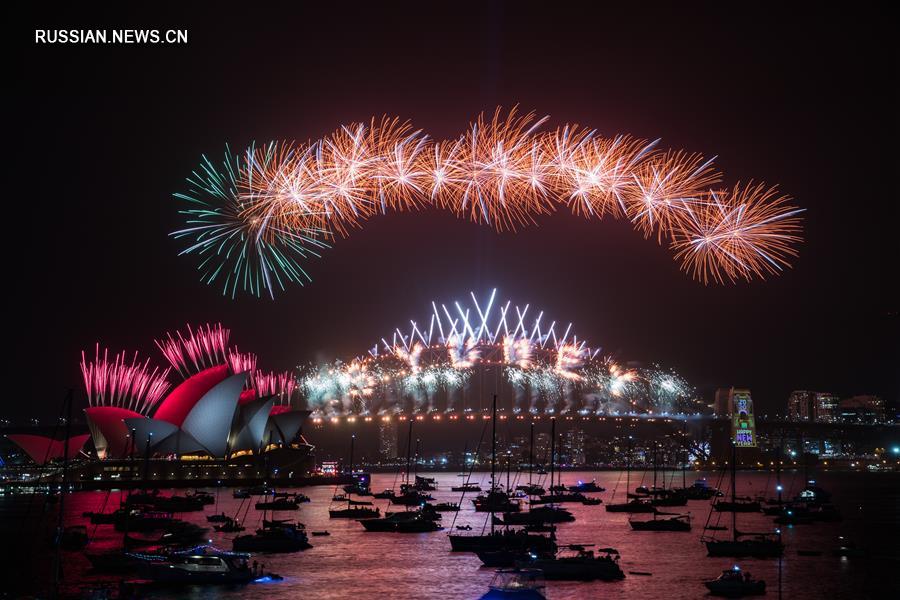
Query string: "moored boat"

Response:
xmin=703 ymin=566 xmax=766 ymax=596
xmin=517 ymin=546 xmax=625 ymax=581
xmin=232 ymin=521 xmax=312 ymax=553
xmin=141 ymin=545 xmax=255 ymax=585
xmin=629 ymin=513 xmax=691 ymax=531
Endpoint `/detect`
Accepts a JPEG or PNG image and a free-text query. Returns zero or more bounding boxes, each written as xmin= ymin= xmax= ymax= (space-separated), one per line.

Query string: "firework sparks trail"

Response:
xmin=154 ymin=323 xmax=231 ymax=378
xmin=227 ymin=347 xmax=258 ymax=387
xmin=81 ymin=344 xmax=171 ymax=414
xmin=255 ymin=369 xmax=298 ymax=406
xmin=173 ymin=108 xmax=804 ymax=297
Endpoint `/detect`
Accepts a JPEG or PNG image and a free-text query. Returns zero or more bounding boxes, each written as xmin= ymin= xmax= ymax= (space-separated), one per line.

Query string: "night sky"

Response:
xmin=12 ymin=4 xmax=897 ymax=422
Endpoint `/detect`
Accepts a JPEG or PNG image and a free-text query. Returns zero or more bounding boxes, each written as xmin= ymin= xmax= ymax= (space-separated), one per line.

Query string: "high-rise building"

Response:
xmin=815 ymin=392 xmax=840 ymax=422
xmin=562 ymin=428 xmax=586 ymax=466
xmin=378 ymin=419 xmax=398 ymax=460
xmin=788 ymin=390 xmax=816 ymax=421
xmin=534 ymin=432 xmax=551 ymax=466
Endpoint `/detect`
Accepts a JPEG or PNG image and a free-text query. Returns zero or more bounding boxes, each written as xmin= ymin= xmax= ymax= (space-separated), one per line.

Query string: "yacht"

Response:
xmin=703 ymin=566 xmax=766 ymax=596
xmin=232 ymin=521 xmax=312 ymax=552
xmin=518 ymin=546 xmax=625 ymax=581
xmin=629 ymin=513 xmax=691 ymax=531
xmin=501 ymin=505 xmax=575 ymax=525
xmin=485 ymin=568 xmax=546 ymax=599
xmin=452 ymin=482 xmax=482 ymax=493
xmin=359 ymin=510 xmax=443 ymax=533
xmin=567 ymin=480 xmax=605 ymax=493
xmin=142 ymin=545 xmax=255 ymax=585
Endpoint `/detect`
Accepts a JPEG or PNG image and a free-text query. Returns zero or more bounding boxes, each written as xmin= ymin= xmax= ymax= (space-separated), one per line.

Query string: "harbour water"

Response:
xmin=2 ymin=470 xmax=898 ymax=598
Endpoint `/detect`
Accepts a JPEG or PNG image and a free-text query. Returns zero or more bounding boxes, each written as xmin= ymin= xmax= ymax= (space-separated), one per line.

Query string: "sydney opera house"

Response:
xmin=5 ymin=325 xmax=314 ymax=486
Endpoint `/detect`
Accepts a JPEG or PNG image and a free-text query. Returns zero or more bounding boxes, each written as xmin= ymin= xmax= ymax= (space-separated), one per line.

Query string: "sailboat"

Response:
xmin=330 ymin=434 xmax=380 ymax=519
xmin=515 ymin=423 xmax=545 ymax=496
xmin=471 ymin=401 xmax=521 ymax=513
xmin=605 ymin=436 xmax=656 ymax=513
xmin=515 ymin=418 xmax=577 ymax=523
xmin=449 ymin=396 xmax=552 ymax=554
xmin=704 ymin=442 xmax=783 ymax=557
xmin=359 ymin=420 xmax=441 ymax=533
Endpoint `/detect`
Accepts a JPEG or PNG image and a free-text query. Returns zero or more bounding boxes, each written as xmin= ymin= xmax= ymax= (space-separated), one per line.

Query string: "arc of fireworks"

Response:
xmin=174 ymin=109 xmax=804 ymax=298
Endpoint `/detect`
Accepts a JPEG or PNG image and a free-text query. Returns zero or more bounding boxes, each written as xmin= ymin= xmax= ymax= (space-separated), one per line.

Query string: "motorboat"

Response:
xmin=142 ymin=545 xmax=255 ymax=585
xmin=473 ymin=490 xmax=521 ymax=512
xmin=515 ymin=484 xmax=545 ymax=496
xmin=629 ymin=513 xmax=691 ymax=531
xmin=703 ymin=566 xmax=766 ymax=596
xmin=534 ymin=491 xmax=587 ymax=504
xmin=501 ymin=506 xmax=575 ymax=525
xmin=517 ymin=546 xmax=625 ymax=581
xmin=232 ymin=521 xmax=312 ymax=552
xmin=567 ymin=480 xmax=605 ymax=493
xmin=359 ymin=511 xmax=443 ymax=533
xmin=452 ymin=482 xmax=483 ymax=493
xmin=484 ymin=568 xmax=546 ymax=599
xmin=604 ymin=499 xmax=656 ymax=513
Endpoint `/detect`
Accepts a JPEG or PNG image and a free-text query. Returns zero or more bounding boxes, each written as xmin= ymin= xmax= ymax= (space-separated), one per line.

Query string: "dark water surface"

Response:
xmin=2 ymin=470 xmax=898 ymax=598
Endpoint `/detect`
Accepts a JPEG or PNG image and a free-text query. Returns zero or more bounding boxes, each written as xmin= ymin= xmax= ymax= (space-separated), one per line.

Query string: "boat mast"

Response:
xmin=53 ymin=389 xmax=73 ymax=594
xmin=731 ymin=441 xmax=737 ymax=542
xmin=528 ymin=422 xmax=534 ymax=488
xmin=405 ymin=419 xmax=413 ymax=489
xmin=549 ymin=418 xmax=556 ymax=494
xmin=414 ymin=438 xmax=420 ymax=481
xmin=626 ymin=435 xmax=632 ymax=497
xmin=490 ymin=393 xmax=497 ymax=535
xmin=505 ymin=450 xmax=511 ymax=498
xmin=776 ymin=444 xmax=783 ymax=505
xmin=348 ymin=433 xmax=355 ymax=476
xmin=682 ymin=419 xmax=687 ymax=490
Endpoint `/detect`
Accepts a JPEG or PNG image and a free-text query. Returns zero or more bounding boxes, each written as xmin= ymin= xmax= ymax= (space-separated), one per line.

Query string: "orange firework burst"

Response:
xmin=446 ymin=107 xmax=553 ymax=230
xmin=549 ymin=128 xmax=659 ymax=219
xmin=671 ymin=182 xmax=805 ymax=284
xmin=625 ymin=150 xmax=721 ymax=241
xmin=239 ymin=141 xmax=328 ymax=239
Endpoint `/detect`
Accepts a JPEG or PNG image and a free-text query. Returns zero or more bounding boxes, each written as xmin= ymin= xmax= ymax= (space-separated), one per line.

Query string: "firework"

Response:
xmin=171 ymin=146 xmax=328 ymax=299
xmin=227 ymin=347 xmax=257 ymax=378
xmin=155 ymin=323 xmax=230 ymax=378
xmin=625 ymin=150 xmax=720 ymax=239
xmin=174 ymin=109 xmax=804 ymax=297
xmin=298 ymin=291 xmax=701 ymax=417
xmin=255 ymin=369 xmax=298 ymax=406
xmin=671 ymin=182 xmax=805 ymax=284
xmin=81 ymin=344 xmax=171 ymax=414
xmin=445 ymin=108 xmax=553 ymax=230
